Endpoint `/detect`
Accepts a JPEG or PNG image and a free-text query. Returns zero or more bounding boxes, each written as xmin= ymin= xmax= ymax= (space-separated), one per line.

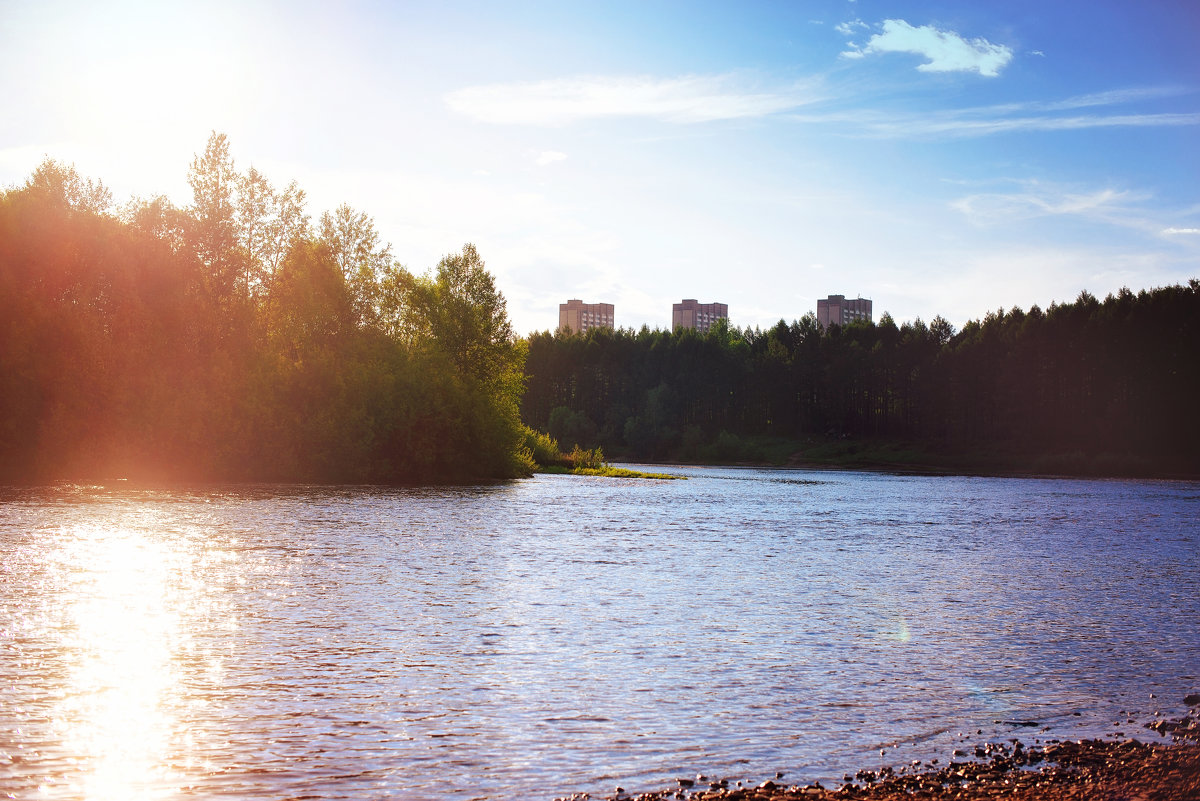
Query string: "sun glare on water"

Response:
xmin=48 ymin=522 xmax=201 ymax=800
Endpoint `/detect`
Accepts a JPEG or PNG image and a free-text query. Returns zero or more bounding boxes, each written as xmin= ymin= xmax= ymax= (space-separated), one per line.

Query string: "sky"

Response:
xmin=2 ymin=0 xmax=1198 ymax=335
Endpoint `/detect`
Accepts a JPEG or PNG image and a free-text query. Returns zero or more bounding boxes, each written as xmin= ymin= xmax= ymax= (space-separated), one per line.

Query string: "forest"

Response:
xmin=0 ymin=134 xmax=530 ymax=483
xmin=522 ymin=283 xmax=1200 ymax=476
xmin=4 ymin=134 xmax=1198 ymax=483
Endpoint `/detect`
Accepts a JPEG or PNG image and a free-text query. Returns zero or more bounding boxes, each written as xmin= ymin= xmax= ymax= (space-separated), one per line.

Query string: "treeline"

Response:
xmin=522 ymin=285 xmax=1200 ymax=475
xmin=0 ymin=134 xmax=530 ymax=483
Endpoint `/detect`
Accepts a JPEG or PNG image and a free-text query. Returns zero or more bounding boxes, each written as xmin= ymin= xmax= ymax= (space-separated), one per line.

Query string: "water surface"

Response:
xmin=2 ymin=468 xmax=1198 ymax=799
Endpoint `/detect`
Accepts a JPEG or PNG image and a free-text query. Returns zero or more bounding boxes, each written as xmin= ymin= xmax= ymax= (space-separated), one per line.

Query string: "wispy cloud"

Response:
xmin=835 ymin=19 xmax=868 ymax=37
xmin=446 ymin=74 xmax=821 ymax=125
xmin=951 ymin=184 xmax=1143 ymax=225
xmin=866 ymin=111 xmax=1200 ymax=137
xmin=790 ymin=87 xmax=1200 ymax=138
xmin=950 ymin=181 xmax=1200 ymax=247
xmin=981 ymin=86 xmax=1191 ymax=115
xmin=843 ymin=19 xmax=1013 ymax=77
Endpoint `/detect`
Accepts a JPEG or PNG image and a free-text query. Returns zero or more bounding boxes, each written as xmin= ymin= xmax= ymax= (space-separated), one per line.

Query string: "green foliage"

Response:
xmin=567 ymin=444 xmax=605 ymax=470
xmin=0 ymin=137 xmax=532 ymax=484
xmin=521 ymin=286 xmax=1200 ymax=476
xmin=547 ymin=405 xmax=597 ymax=449
xmin=570 ymin=465 xmax=683 ymax=479
xmin=320 ymin=203 xmax=390 ymax=326
xmin=520 ymin=425 xmax=562 ymax=467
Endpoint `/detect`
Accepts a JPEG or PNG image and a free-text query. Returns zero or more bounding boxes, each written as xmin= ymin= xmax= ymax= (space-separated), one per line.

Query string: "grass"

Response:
xmin=537 ymin=464 xmax=684 ymax=480
xmin=572 ymin=465 xmax=684 ymax=479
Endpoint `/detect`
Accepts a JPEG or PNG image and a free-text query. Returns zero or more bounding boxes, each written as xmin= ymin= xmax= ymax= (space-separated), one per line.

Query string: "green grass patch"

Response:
xmin=535 ymin=464 xmax=683 ymax=479
xmin=571 ymin=465 xmax=684 ymax=479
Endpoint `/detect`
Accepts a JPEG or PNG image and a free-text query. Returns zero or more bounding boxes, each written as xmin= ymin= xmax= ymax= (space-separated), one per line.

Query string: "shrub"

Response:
xmin=511 ymin=446 xmax=538 ymax=477
xmin=520 ymin=425 xmax=563 ymax=466
xmin=567 ymin=444 xmax=605 ymax=470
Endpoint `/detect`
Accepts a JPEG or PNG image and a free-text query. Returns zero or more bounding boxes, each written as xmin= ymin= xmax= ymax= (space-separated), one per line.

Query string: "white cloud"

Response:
xmin=846 ymin=19 xmax=1013 ymax=77
xmin=535 ymin=150 xmax=567 ymax=166
xmin=1163 ymin=227 xmax=1200 ymax=235
xmin=789 ymin=89 xmax=1200 ymax=138
xmin=951 ymin=186 xmax=1140 ymax=225
xmin=913 ymin=111 xmax=1200 ymax=136
xmin=445 ymin=74 xmax=820 ymax=125
xmin=988 ymin=86 xmax=1189 ymax=114
xmin=835 ymin=19 xmax=868 ymax=36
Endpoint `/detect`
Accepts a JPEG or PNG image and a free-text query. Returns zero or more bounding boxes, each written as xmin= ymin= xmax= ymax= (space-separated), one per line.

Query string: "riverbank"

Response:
xmin=784 ymin=437 xmax=1199 ymax=480
xmin=558 ymin=700 xmax=1200 ymax=801
xmin=608 ymin=435 xmax=1200 ymax=481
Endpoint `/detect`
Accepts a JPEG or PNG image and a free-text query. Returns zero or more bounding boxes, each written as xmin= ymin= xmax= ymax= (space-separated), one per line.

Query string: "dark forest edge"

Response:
xmin=523 ymin=282 xmax=1200 ymax=480
xmin=3 ymin=135 xmax=1198 ymax=483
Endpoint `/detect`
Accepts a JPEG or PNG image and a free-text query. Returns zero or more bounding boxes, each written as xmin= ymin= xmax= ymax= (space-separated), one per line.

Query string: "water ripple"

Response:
xmin=1 ymin=470 xmax=1197 ymax=799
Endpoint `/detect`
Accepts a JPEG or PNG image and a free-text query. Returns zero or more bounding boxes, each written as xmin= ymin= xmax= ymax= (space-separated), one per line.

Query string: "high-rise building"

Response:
xmin=558 ymin=299 xmax=614 ymax=335
xmin=816 ymin=295 xmax=872 ymax=329
xmin=672 ymin=299 xmax=728 ymax=333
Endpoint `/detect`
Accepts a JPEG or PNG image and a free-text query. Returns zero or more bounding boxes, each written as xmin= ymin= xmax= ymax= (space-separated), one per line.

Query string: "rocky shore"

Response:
xmin=558 ymin=698 xmax=1200 ymax=801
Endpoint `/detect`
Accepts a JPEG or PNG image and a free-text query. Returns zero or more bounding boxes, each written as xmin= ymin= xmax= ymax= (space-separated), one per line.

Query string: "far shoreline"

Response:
xmin=607 ymin=438 xmax=1200 ymax=483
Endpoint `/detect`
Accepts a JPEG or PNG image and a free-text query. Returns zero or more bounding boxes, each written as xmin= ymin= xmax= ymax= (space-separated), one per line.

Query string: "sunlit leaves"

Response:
xmin=24 ymin=159 xmax=113 ymax=216
xmin=0 ymin=134 xmax=533 ymax=482
xmin=319 ymin=204 xmax=392 ymax=327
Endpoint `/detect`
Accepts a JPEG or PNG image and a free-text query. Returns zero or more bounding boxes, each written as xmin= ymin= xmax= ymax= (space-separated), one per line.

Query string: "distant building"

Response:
xmin=558 ymin=299 xmax=614 ymax=335
xmin=817 ymin=294 xmax=872 ymax=329
xmin=672 ymin=299 xmax=728 ymax=333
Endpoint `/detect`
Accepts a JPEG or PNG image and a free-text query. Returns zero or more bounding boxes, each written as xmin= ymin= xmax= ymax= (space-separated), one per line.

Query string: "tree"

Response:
xmin=263 ymin=240 xmax=353 ymax=357
xmin=265 ymin=180 xmax=309 ymax=280
xmin=237 ymin=169 xmax=310 ymax=300
xmin=1 ymin=143 xmax=541 ymax=483
xmin=122 ymin=195 xmax=189 ymax=253
xmin=405 ymin=243 xmax=519 ymax=387
xmin=24 ymin=158 xmax=112 ymax=215
xmin=236 ymin=166 xmax=273 ymax=297
xmin=319 ymin=204 xmax=392 ymax=327
xmin=187 ymin=132 xmax=242 ymax=304
xmin=929 ymin=315 xmax=955 ymax=346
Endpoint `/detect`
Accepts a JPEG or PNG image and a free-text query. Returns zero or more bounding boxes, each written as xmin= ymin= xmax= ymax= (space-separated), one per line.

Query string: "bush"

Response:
xmin=511 ymin=446 xmax=538 ymax=477
xmin=567 ymin=444 xmax=605 ymax=470
xmin=520 ymin=425 xmax=562 ymax=466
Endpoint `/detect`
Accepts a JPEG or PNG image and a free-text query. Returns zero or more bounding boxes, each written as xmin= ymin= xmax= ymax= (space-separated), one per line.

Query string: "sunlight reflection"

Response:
xmin=52 ymin=523 xmax=191 ymax=801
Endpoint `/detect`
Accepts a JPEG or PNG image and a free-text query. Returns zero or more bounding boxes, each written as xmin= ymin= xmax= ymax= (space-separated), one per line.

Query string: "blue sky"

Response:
xmin=2 ymin=0 xmax=1197 ymax=334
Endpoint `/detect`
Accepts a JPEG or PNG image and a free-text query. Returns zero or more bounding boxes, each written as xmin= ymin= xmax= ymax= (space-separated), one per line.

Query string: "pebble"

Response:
xmin=585 ymin=706 xmax=1200 ymax=801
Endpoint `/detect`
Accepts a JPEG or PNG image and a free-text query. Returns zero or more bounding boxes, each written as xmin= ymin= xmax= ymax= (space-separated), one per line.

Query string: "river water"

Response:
xmin=2 ymin=468 xmax=1198 ymax=799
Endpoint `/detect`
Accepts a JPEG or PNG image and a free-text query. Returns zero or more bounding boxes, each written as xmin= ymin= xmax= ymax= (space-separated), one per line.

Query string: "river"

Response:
xmin=2 ymin=467 xmax=1198 ymax=799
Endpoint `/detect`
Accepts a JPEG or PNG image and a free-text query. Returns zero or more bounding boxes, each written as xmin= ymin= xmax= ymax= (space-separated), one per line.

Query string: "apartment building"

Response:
xmin=672 ymin=299 xmax=728 ymax=334
xmin=816 ymin=295 xmax=872 ymax=329
xmin=558 ymin=299 xmax=614 ymax=335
